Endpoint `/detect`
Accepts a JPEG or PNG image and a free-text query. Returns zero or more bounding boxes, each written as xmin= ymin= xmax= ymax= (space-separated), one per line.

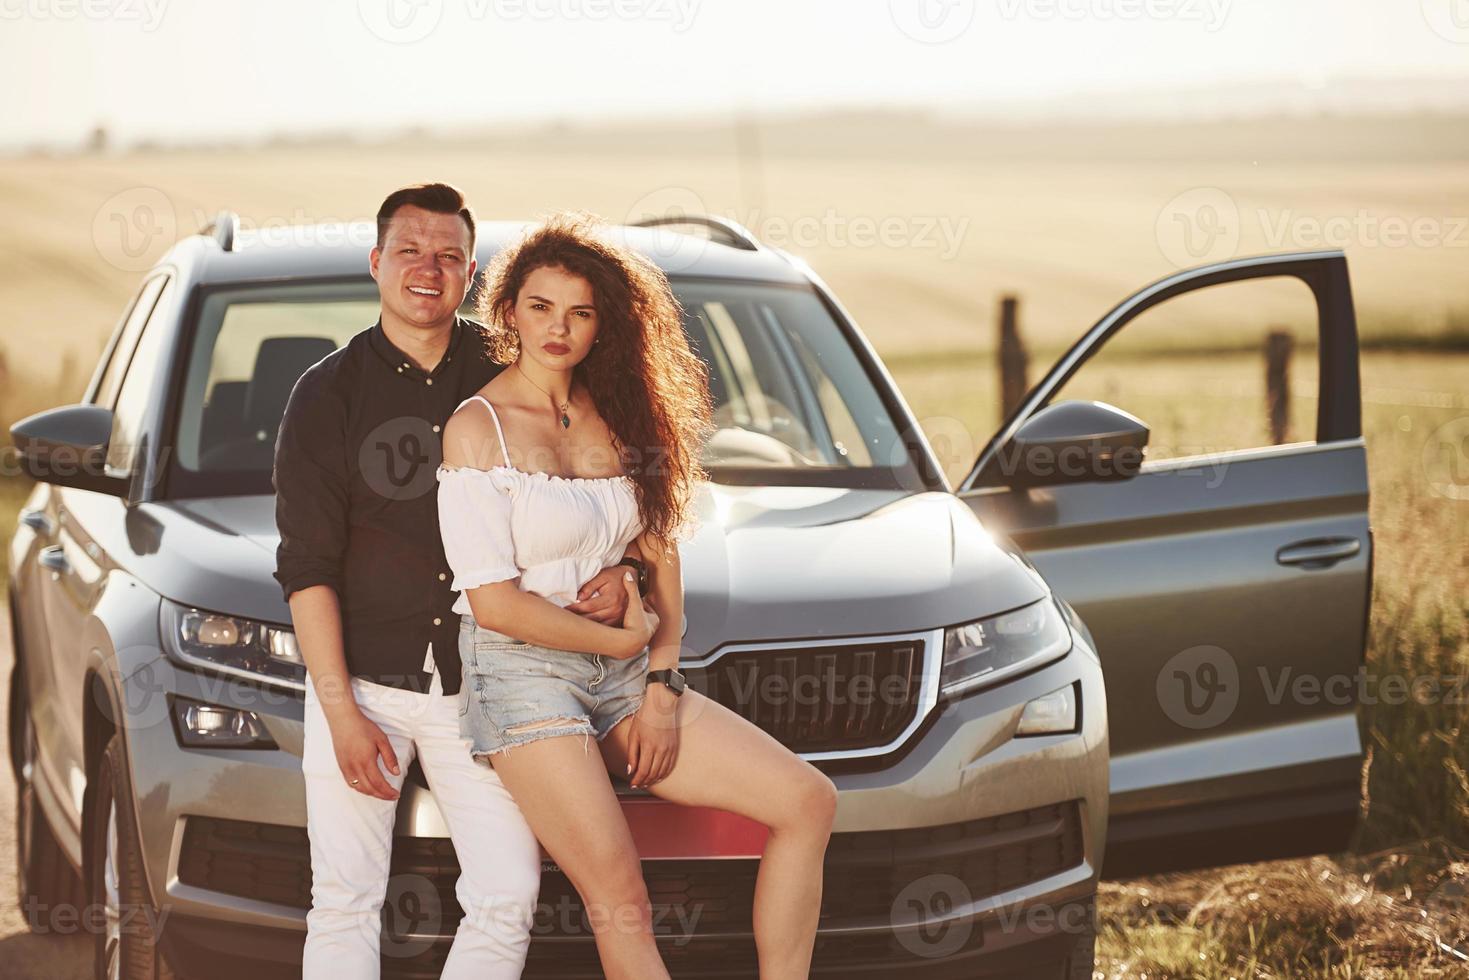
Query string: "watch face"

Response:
xmin=669 ymin=670 xmax=686 ymax=693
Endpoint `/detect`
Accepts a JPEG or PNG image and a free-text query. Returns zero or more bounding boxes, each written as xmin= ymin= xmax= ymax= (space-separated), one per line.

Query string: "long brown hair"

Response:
xmin=476 ymin=211 xmax=712 ymax=545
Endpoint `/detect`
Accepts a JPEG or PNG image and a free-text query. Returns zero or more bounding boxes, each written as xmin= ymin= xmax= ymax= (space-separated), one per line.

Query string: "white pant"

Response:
xmin=301 ymin=666 xmax=542 ymax=979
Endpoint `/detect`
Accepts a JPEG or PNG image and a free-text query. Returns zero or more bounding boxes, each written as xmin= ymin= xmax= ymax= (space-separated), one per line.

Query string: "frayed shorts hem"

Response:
xmin=468 ymin=695 xmax=645 ymax=763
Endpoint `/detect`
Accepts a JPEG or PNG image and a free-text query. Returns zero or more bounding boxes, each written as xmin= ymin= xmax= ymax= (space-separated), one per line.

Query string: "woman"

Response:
xmin=436 ymin=212 xmax=838 ymax=979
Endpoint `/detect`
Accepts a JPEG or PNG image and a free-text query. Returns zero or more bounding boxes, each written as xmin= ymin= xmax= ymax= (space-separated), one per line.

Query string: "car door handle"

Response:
xmin=19 ymin=509 xmax=53 ymax=536
xmin=1275 ymin=536 xmax=1361 ymax=569
xmin=38 ymin=546 xmax=70 ymax=574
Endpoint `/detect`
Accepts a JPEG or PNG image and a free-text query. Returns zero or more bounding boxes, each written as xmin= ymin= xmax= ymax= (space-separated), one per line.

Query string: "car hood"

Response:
xmin=147 ymin=486 xmax=1048 ymax=648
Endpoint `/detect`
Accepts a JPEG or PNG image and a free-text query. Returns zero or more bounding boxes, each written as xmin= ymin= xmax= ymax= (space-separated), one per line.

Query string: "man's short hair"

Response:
xmin=376 ymin=183 xmax=476 ymax=256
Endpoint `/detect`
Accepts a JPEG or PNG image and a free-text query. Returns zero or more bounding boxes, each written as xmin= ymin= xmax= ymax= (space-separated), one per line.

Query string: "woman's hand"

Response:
xmin=607 ymin=570 xmax=659 ymax=659
xmin=626 ymin=682 xmax=681 ymax=787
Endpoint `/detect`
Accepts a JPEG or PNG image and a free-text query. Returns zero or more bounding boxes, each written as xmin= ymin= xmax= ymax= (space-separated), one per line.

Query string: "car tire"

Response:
xmin=90 ymin=734 xmax=176 ymax=980
xmin=12 ymin=661 xmax=85 ymax=932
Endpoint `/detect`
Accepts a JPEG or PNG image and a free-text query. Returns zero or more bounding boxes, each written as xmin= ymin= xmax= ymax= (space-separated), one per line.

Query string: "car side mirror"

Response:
xmin=998 ymin=400 xmax=1149 ymax=489
xmin=9 ymin=405 xmax=129 ymax=496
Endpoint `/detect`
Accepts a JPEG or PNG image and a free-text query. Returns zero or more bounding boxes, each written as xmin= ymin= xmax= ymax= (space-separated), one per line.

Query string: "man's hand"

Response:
xmin=567 ymin=564 xmax=634 ymax=624
xmin=327 ymin=710 xmax=401 ymax=800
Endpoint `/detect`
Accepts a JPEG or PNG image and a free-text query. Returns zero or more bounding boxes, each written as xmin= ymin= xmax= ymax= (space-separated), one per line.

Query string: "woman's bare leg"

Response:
xmin=484 ymin=732 xmax=669 ymax=980
xmin=599 ymin=691 xmax=838 ymax=979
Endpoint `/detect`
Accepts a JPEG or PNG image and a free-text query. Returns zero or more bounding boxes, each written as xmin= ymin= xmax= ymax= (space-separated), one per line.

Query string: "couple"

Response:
xmin=272 ymin=182 xmax=837 ymax=980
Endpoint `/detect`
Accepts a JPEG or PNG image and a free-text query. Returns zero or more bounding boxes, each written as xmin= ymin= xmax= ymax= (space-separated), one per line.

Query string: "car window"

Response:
xmin=1048 ymin=276 xmax=1320 ymax=463
xmin=678 ymin=283 xmax=892 ymax=469
xmin=105 ymin=276 xmax=177 ymax=475
xmin=173 ymin=285 xmax=370 ymax=473
xmin=92 ymin=275 xmax=167 ymax=409
xmin=166 ymin=280 xmax=916 ymax=498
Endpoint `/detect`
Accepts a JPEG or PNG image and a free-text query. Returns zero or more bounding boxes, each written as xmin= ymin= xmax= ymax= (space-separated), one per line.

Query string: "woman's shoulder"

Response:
xmin=442 ymin=395 xmax=506 ymax=470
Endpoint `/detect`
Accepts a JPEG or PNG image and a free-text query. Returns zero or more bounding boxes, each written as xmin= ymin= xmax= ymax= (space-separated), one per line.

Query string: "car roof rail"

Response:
xmin=628 ymin=214 xmax=761 ymax=251
xmin=200 ymin=210 xmax=240 ymax=252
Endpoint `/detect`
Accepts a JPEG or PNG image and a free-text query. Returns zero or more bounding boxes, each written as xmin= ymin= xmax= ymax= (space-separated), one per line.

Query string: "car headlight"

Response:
xmin=160 ymin=599 xmax=305 ymax=691
xmin=940 ymin=596 xmax=1072 ymax=698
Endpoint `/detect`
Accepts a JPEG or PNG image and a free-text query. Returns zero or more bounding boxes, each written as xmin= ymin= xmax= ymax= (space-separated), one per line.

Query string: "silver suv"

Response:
xmin=7 ymin=213 xmax=1372 ymax=979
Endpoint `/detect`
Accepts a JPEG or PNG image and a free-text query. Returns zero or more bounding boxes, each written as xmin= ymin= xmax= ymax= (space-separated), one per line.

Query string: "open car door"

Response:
xmin=959 ymin=251 xmax=1373 ymax=877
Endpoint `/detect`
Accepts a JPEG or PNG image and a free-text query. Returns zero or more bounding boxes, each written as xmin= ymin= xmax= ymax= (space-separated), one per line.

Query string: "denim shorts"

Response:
xmin=458 ymin=614 xmax=649 ymax=761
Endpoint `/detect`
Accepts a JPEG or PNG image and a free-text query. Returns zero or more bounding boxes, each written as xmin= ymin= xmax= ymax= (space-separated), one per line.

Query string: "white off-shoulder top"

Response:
xmin=436 ymin=395 xmax=642 ymax=614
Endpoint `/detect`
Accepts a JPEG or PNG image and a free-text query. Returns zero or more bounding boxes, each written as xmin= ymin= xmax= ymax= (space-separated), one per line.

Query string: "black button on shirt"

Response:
xmin=272 ymin=315 xmax=502 ymax=694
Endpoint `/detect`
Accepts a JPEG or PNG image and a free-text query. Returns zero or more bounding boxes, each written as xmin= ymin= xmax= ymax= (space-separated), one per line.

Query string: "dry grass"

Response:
xmin=1098 ymin=845 xmax=1469 ymax=978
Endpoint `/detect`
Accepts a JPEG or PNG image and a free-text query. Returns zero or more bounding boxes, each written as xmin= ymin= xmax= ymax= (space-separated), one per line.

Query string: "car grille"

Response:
xmin=177 ymin=800 xmax=1083 ymax=976
xmin=682 ymin=639 xmax=925 ymax=754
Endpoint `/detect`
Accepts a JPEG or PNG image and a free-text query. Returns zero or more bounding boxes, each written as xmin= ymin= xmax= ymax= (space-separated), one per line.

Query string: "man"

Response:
xmin=273 ymin=183 xmax=639 ymax=977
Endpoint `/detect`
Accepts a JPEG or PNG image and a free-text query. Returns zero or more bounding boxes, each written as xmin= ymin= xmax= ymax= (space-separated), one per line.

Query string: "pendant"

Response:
xmin=560 ymin=411 xmax=571 ymax=429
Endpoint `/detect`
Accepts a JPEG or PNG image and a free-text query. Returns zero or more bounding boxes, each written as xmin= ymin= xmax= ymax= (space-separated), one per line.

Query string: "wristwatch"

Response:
xmin=646 ymin=668 xmax=686 ymax=697
xmin=618 ymin=556 xmax=649 ymax=598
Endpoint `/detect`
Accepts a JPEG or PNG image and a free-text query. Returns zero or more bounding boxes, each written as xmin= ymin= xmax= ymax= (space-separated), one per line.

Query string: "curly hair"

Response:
xmin=476 ymin=211 xmax=712 ymax=547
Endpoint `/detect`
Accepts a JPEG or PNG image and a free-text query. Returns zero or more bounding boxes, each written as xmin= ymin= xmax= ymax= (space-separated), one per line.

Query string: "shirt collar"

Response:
xmin=369 ymin=315 xmax=464 ymax=378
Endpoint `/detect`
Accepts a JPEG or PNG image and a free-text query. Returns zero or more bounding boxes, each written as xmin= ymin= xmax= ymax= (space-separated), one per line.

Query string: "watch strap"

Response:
xmin=618 ymin=556 xmax=650 ymax=597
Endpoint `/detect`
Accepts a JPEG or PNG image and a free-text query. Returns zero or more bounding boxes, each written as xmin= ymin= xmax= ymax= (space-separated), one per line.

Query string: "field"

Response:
xmin=0 ymin=113 xmax=1466 ymax=976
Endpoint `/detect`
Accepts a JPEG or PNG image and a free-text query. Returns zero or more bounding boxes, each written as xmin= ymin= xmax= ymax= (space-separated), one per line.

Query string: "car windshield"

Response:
xmin=165 ymin=278 xmax=919 ymax=498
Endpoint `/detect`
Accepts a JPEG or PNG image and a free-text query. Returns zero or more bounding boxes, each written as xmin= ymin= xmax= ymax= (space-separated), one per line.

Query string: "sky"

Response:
xmin=2 ymin=0 xmax=1467 ymax=149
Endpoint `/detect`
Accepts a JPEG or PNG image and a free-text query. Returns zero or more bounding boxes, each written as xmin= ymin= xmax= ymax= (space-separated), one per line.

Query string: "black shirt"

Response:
xmin=272 ymin=315 xmax=502 ymax=694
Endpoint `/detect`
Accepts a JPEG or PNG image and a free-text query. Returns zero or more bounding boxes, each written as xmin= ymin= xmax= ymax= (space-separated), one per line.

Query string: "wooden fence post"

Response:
xmin=1265 ymin=329 xmax=1292 ymax=444
xmin=998 ymin=295 xmax=1028 ymax=419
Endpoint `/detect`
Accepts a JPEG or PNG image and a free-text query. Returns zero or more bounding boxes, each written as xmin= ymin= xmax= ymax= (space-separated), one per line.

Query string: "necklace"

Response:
xmin=515 ymin=362 xmax=572 ymax=429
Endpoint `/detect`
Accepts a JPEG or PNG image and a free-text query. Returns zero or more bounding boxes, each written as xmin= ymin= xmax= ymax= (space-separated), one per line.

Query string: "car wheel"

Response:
xmin=13 ymin=664 xmax=85 ymax=931
xmin=90 ymin=734 xmax=176 ymax=980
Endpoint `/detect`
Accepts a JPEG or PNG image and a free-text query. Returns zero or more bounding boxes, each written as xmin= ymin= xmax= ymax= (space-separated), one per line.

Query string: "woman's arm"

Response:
xmin=464 ymin=576 xmax=651 ymax=659
xmin=440 ymin=405 xmax=651 ymax=657
xmin=638 ymin=531 xmax=684 ymax=673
